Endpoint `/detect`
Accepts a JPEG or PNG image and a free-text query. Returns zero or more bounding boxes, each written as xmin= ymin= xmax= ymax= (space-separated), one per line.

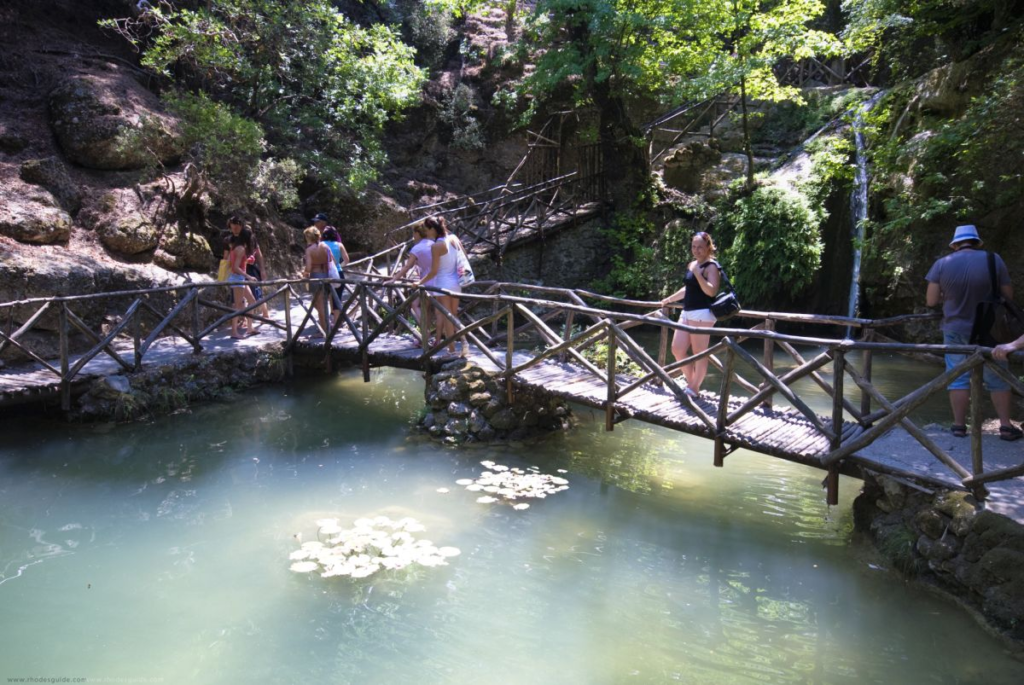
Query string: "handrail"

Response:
xmin=2 ymin=277 xmax=1021 ymax=499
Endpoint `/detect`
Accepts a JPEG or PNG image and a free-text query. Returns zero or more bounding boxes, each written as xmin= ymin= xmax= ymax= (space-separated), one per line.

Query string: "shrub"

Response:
xmin=721 ymin=186 xmax=823 ymax=308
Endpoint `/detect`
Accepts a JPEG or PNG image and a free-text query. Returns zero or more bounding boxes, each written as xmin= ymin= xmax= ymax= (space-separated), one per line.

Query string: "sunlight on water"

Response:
xmin=0 ymin=364 xmax=1021 ymax=684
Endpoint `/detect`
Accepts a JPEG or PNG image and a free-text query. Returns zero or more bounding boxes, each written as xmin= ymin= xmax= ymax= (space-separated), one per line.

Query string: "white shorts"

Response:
xmin=678 ymin=308 xmax=716 ymax=324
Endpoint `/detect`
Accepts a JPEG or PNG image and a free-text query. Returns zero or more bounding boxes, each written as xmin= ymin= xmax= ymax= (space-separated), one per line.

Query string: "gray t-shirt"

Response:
xmin=925 ymin=248 xmax=1010 ymax=335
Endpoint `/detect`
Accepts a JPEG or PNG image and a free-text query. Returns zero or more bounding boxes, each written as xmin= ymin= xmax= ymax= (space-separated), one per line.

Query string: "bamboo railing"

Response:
xmin=2 ymin=274 xmax=1023 ymax=504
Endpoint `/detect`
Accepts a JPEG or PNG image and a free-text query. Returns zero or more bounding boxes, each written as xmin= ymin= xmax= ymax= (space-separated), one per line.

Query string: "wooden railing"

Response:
xmin=3 ymin=275 xmax=1022 ymax=503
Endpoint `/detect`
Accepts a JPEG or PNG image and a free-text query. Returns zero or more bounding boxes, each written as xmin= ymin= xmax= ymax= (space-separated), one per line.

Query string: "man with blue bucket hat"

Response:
xmin=926 ymin=224 xmax=1022 ymax=440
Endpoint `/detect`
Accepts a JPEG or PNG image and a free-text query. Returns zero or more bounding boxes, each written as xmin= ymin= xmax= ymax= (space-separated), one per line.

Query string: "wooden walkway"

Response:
xmin=2 ymin=277 xmax=1024 ymax=521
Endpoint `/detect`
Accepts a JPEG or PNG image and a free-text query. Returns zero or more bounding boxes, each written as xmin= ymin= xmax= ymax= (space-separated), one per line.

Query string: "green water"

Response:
xmin=1 ymin=357 xmax=1022 ymax=684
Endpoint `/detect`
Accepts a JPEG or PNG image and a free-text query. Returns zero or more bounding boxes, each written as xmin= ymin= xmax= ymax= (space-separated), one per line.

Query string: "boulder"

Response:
xmin=96 ymin=215 xmax=160 ymax=255
xmin=489 ymin=407 xmax=516 ymax=431
xmin=0 ymin=190 xmax=71 ymax=244
xmin=20 ymin=157 xmax=81 ymax=213
xmin=48 ymin=71 xmax=182 ymax=170
xmin=159 ymin=226 xmax=213 ymax=270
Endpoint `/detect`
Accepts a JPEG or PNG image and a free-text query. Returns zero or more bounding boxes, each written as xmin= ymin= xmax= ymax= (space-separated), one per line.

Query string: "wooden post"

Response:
xmin=860 ymin=328 xmax=874 ymax=421
xmin=58 ymin=302 xmax=70 ymax=411
xmin=970 ymin=363 xmax=983 ymax=477
xmin=420 ymin=289 xmax=430 ymax=373
xmin=658 ymin=322 xmax=669 ymax=368
xmin=360 ymin=285 xmax=371 ymax=382
xmin=506 ymin=308 xmax=514 ymax=403
xmin=283 ymin=287 xmax=293 ymax=377
xmin=191 ymin=287 xmax=202 ymax=353
xmin=132 ymin=302 xmax=142 ymax=371
xmin=827 ymin=349 xmax=845 ymax=506
xmin=562 ymin=310 xmax=575 ymax=362
xmin=762 ymin=318 xmax=775 ymax=408
xmin=605 ymin=324 xmax=616 ymax=432
xmin=714 ymin=343 xmax=735 ymax=467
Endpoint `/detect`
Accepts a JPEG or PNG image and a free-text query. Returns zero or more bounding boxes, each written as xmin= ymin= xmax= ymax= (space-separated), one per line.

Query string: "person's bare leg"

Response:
xmin=671 ymin=329 xmax=691 ymax=382
xmin=231 ymin=288 xmax=245 ymax=338
xmin=991 ymin=390 xmax=1014 ymax=427
xmin=949 ymin=389 xmax=969 ymax=427
xmin=687 ymin=322 xmax=715 ymax=393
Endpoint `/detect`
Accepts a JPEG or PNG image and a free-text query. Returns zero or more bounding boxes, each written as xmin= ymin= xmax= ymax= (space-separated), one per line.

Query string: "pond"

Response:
xmin=1 ymin=355 xmax=1022 ymax=684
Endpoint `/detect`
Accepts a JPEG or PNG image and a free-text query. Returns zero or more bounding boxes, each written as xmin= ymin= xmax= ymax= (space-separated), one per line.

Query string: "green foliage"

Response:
xmin=594 ymin=211 xmax=659 ymax=299
xmin=842 ymin=0 xmax=1017 ymax=79
xmin=864 ymin=42 xmax=1024 ymax=289
xmin=107 ymin=0 xmax=425 ymax=199
xmin=803 ymin=133 xmax=855 ymax=207
xmin=163 ymin=89 xmax=266 ymax=199
xmin=721 ymin=186 xmax=823 ymax=307
xmin=440 ymin=84 xmax=486 ymax=150
xmin=567 ymin=326 xmax=643 ymax=378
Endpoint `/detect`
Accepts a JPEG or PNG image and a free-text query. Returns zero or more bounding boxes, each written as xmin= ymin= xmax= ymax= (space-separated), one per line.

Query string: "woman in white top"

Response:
xmin=390 ymin=222 xmax=435 ymax=347
xmin=418 ymin=216 xmax=464 ymax=355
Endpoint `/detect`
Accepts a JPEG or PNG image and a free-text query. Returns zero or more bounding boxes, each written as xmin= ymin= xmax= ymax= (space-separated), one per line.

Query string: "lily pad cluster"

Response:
xmin=454 ymin=460 xmax=570 ymax=510
xmin=289 ymin=516 xmax=460 ymax=579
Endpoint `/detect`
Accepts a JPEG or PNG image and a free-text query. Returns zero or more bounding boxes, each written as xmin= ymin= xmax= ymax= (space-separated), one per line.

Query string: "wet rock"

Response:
xmin=468 ymin=410 xmax=488 ymax=434
xmin=438 ymin=379 xmax=460 ymax=402
xmin=520 ymin=410 xmax=539 ymax=427
xmin=444 ymin=418 xmax=468 ymax=435
xmin=422 ymin=413 xmax=436 ymax=430
xmin=447 ymin=402 xmax=470 ymax=418
xmin=48 ymin=72 xmax=182 ymax=170
xmin=917 ymin=534 xmax=959 ymax=562
xmin=982 ymin=579 xmax=1024 ymax=637
xmin=468 ymin=391 xmax=491 ymax=407
xmin=85 ymin=374 xmax=133 ymax=402
xmin=915 ymin=508 xmax=949 ymax=540
xmin=476 ymin=426 xmax=496 ymax=441
xmin=481 ymin=398 xmax=503 ymax=419
xmin=19 ymin=157 xmax=81 ymax=213
xmin=489 ymin=407 xmax=516 ymax=431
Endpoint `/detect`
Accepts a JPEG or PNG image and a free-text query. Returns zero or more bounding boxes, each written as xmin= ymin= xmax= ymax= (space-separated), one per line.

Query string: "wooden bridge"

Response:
xmin=3 ymin=268 xmax=1024 ymax=517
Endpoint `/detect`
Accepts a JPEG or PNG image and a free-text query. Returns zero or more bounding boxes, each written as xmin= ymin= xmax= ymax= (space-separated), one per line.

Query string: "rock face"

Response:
xmin=19 ymin=157 xmax=81 ymax=213
xmin=855 ymin=475 xmax=1024 ymax=644
xmin=421 ymin=358 xmax=574 ymax=444
xmin=0 ymin=189 xmax=71 ymax=244
xmin=48 ymin=71 xmax=182 ymax=170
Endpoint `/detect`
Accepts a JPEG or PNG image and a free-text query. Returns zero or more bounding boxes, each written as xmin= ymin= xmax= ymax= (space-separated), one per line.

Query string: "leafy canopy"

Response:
xmin=108 ymin=0 xmax=425 ymax=196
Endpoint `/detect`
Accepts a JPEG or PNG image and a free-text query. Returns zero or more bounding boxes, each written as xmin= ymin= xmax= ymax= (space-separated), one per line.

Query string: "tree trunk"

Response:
xmin=740 ymin=75 xmax=754 ymax=189
xmin=593 ymin=79 xmax=649 ymax=209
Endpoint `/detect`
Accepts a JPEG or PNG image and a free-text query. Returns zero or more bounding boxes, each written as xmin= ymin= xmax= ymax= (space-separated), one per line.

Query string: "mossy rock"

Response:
xmin=934 ymin=491 xmax=979 ymax=537
xmin=19 ymin=157 xmax=81 ymax=213
xmin=874 ymin=522 xmax=919 ymax=576
xmin=97 ymin=217 xmax=159 ymax=255
xmin=159 ymin=226 xmax=213 ymax=271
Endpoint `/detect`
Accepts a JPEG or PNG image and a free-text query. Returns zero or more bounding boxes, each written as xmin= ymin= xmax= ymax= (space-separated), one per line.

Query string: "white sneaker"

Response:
xmin=683 ymin=387 xmax=699 ymax=399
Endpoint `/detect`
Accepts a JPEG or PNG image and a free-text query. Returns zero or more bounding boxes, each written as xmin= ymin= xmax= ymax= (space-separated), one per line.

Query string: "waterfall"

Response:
xmin=847 ymin=92 xmax=884 ymax=323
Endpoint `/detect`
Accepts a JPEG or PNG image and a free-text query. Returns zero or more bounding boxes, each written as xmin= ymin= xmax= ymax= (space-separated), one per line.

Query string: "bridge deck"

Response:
xmin=3 ymin=317 xmax=1023 ymax=524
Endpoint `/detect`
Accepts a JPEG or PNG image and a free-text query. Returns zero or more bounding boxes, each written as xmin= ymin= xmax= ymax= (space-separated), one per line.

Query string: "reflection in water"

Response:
xmin=0 ymin=366 xmax=1020 ymax=685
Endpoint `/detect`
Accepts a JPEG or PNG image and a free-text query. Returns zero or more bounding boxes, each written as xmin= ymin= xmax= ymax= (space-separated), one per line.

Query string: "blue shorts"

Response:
xmin=944 ymin=331 xmax=1009 ymax=391
xmin=227 ymin=273 xmax=247 ymax=291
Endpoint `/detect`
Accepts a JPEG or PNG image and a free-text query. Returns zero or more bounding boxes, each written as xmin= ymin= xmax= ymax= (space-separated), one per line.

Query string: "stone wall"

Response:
xmin=73 ymin=345 xmax=287 ymax=421
xmin=471 ymin=217 xmax=610 ymax=289
xmin=421 ymin=358 xmax=574 ymax=444
xmin=855 ymin=474 xmax=1024 ymax=646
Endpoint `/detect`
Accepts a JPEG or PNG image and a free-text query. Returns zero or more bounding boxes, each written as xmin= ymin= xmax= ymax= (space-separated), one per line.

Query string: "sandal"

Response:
xmin=950 ymin=424 xmax=967 ymax=438
xmin=999 ymin=424 xmax=1023 ymax=442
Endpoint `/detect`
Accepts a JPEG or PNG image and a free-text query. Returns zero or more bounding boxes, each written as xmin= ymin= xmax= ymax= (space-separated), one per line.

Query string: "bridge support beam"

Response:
xmin=605 ymin=325 xmax=616 ymax=432
xmin=826 ymin=466 xmax=840 ymax=506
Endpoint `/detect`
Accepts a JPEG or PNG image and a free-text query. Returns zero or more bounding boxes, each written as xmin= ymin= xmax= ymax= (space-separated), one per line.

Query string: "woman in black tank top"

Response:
xmin=660 ymin=232 xmax=721 ymax=397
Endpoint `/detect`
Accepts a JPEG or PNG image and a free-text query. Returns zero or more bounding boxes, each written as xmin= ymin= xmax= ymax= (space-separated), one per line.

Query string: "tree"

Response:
xmin=699 ymin=0 xmax=840 ymax=188
xmin=522 ymin=0 xmax=837 ymax=204
xmin=105 ymin=0 xmax=425 ymax=200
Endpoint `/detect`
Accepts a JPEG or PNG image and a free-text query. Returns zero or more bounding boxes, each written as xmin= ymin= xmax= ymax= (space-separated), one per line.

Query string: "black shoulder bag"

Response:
xmin=970 ymin=251 xmax=1024 ymax=346
xmin=707 ymin=261 xmax=742 ymax=322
